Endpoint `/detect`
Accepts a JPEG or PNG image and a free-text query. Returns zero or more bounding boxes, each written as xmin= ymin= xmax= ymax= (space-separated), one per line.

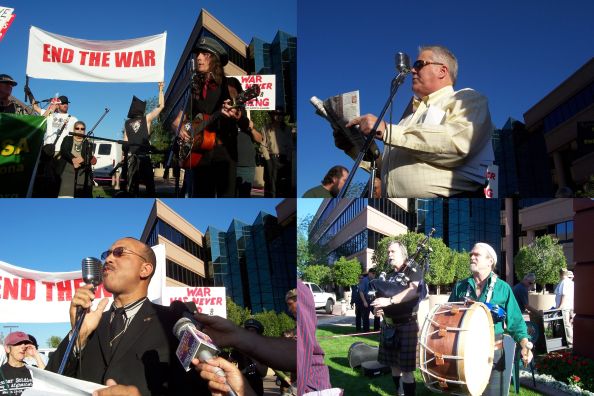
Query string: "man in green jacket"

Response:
xmin=449 ymin=242 xmax=533 ymax=396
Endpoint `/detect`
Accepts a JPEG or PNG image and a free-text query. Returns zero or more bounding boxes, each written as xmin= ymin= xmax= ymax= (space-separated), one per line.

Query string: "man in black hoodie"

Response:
xmin=123 ymin=82 xmax=164 ymax=197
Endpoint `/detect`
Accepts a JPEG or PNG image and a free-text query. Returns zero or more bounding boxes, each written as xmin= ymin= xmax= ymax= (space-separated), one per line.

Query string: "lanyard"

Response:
xmin=466 ymin=273 xmax=497 ymax=303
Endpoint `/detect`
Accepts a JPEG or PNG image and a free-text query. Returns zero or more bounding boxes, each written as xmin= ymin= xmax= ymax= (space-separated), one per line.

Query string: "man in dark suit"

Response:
xmin=47 ymin=237 xmax=200 ymax=395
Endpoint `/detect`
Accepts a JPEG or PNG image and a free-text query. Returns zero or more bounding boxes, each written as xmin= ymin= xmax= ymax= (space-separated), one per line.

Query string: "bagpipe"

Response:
xmin=368 ymin=228 xmax=436 ymax=300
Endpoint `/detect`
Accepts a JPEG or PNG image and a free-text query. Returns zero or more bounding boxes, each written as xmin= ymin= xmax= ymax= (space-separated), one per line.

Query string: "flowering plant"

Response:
xmin=536 ymin=351 xmax=594 ymax=392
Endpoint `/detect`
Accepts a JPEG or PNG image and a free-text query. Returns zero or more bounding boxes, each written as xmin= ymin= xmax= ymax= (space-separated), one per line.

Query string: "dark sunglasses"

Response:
xmin=101 ymin=246 xmax=148 ymax=262
xmin=74 ymin=127 xmax=85 ymax=130
xmin=412 ymin=60 xmax=445 ymax=70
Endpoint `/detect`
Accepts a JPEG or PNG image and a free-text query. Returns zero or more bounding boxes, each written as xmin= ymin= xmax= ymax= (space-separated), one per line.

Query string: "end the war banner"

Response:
xmin=0 ymin=245 xmax=166 ymax=323
xmin=26 ymin=26 xmax=166 ymax=83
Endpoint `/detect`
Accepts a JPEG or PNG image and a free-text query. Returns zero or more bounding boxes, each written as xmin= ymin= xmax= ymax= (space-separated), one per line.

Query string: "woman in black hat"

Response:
xmin=172 ymin=37 xmax=240 ymax=197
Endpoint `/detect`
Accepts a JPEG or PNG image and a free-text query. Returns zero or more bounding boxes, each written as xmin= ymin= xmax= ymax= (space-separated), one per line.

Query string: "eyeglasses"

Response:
xmin=101 ymin=246 xmax=148 ymax=262
xmin=412 ymin=60 xmax=445 ymax=70
xmin=74 ymin=127 xmax=85 ymax=130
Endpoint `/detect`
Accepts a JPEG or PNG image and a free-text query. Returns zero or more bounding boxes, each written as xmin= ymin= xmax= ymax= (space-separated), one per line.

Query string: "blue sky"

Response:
xmin=0 ymin=0 xmax=296 ymax=141
xmin=297 ymin=0 xmax=594 ymax=196
xmin=0 ymin=198 xmax=284 ymax=346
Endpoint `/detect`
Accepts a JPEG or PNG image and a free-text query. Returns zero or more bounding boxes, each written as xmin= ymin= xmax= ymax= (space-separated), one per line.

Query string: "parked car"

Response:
xmin=303 ymin=282 xmax=336 ymax=314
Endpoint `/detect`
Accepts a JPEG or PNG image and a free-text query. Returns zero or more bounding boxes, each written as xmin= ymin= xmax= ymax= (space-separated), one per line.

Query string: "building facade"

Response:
xmin=248 ymin=31 xmax=297 ymax=121
xmin=140 ymin=199 xmax=208 ymax=287
xmin=206 ymin=200 xmax=296 ymax=313
xmin=163 ymin=9 xmax=297 ymax=126
xmin=523 ymin=58 xmax=594 ymax=196
xmin=309 ymin=198 xmax=415 ymax=271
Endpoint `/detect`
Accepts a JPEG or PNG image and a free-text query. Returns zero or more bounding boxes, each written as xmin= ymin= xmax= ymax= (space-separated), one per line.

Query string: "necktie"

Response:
xmin=109 ymin=307 xmax=126 ymax=352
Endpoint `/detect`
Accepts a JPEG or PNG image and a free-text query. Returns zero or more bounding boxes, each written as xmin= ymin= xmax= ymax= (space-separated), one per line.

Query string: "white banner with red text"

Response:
xmin=162 ymin=286 xmax=227 ymax=318
xmin=26 ymin=26 xmax=166 ymax=82
xmin=0 ymin=245 xmax=166 ymax=323
xmin=230 ymin=74 xmax=276 ymax=110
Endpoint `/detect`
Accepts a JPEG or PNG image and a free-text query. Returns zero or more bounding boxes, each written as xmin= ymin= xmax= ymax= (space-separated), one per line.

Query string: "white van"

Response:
xmin=92 ymin=141 xmax=122 ymax=181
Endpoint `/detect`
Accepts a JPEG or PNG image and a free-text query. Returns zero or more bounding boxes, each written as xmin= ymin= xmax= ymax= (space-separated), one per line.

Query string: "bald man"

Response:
xmin=47 ymin=237 xmax=203 ymax=395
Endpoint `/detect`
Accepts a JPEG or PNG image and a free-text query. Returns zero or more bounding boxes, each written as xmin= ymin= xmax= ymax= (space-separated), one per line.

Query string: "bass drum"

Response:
xmin=418 ymin=302 xmax=494 ymax=396
xmin=347 ymin=342 xmax=378 ymax=369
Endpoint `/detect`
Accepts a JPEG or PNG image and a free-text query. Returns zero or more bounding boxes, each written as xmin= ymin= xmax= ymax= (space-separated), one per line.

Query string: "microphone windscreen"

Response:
xmin=396 ymin=52 xmax=411 ymax=73
xmin=173 ymin=317 xmax=193 ymax=340
xmin=81 ymin=257 xmax=102 ymax=287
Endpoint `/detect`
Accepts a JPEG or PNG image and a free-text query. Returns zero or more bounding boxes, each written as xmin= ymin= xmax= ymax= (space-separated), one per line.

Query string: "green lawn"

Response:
xmin=317 ymin=324 xmax=544 ymax=395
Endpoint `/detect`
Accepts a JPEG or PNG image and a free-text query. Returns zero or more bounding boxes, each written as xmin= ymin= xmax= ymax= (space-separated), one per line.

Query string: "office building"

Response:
xmin=206 ymin=199 xmax=296 ymax=313
xmin=523 ymin=58 xmax=594 ymax=196
xmin=309 ymin=198 xmax=415 ymax=271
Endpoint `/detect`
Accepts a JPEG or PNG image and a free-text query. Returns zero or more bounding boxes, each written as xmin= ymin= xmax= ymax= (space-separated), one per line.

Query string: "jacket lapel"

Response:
xmin=96 ymin=310 xmax=112 ymax=364
xmin=109 ymin=300 xmax=156 ymax=364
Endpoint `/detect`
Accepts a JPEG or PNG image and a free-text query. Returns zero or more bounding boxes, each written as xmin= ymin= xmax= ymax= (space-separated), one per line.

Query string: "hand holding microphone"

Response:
xmin=192 ymin=352 xmax=255 ymax=396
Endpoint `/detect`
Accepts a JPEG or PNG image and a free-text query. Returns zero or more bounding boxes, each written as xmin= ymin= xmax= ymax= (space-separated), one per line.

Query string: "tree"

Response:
xmin=302 ymin=265 xmax=333 ymax=286
xmin=514 ymin=235 xmax=567 ymax=293
xmin=297 ymin=213 xmax=328 ymax=275
xmin=452 ymin=249 xmax=471 ymax=282
xmin=372 ymin=232 xmax=457 ymax=294
xmin=145 ymin=96 xmax=171 ymax=166
xmin=226 ymin=297 xmax=251 ymax=326
xmin=332 ymin=256 xmax=362 ymax=287
xmin=47 ymin=335 xmax=62 ymax=348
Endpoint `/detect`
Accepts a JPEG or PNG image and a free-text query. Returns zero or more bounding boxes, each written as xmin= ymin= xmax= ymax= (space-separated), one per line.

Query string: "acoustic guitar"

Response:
xmin=177 ymin=84 xmax=260 ymax=168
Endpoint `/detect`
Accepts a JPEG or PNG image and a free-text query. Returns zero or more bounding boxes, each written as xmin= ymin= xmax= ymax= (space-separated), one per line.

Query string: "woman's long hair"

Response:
xmin=194 ymin=53 xmax=225 ymax=90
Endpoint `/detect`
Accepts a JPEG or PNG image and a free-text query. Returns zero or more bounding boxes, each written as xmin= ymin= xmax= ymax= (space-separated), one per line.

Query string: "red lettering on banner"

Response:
xmin=114 ymin=50 xmax=155 ymax=68
xmin=186 ymin=287 xmax=211 ymax=297
xmin=42 ymin=281 xmax=54 ymax=301
xmin=21 ymin=279 xmax=35 ymax=301
xmin=216 ymin=297 xmax=222 ymax=305
xmin=102 ymin=53 xmax=110 ymax=67
xmin=241 ymin=75 xmax=263 ymax=84
xmin=79 ymin=51 xmax=88 ymax=65
xmin=144 ymin=50 xmax=155 ymax=66
xmin=3 ymin=277 xmax=18 ymax=300
xmin=245 ymin=98 xmax=270 ymax=107
xmin=89 ymin=52 xmax=101 ymax=66
xmin=56 ymin=280 xmax=73 ymax=301
xmin=245 ymin=83 xmax=272 ymax=91
xmin=196 ymin=306 xmax=203 ymax=313
xmin=73 ymin=278 xmax=85 ymax=290
xmin=115 ymin=52 xmax=132 ymax=67
xmin=43 ymin=44 xmax=51 ymax=62
xmin=132 ymin=51 xmax=144 ymax=67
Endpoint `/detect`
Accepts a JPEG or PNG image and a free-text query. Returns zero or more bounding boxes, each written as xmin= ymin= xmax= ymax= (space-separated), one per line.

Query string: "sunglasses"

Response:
xmin=412 ymin=60 xmax=445 ymax=70
xmin=74 ymin=127 xmax=85 ymax=131
xmin=101 ymin=246 xmax=148 ymax=262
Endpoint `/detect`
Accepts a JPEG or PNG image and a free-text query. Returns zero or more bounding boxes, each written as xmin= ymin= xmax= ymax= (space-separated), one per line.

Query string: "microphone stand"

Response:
xmin=166 ymin=57 xmax=195 ymax=197
xmin=81 ymin=108 xmax=110 ymax=197
xmin=337 ymin=69 xmax=409 ymax=198
xmin=57 ymin=307 xmax=87 ymax=374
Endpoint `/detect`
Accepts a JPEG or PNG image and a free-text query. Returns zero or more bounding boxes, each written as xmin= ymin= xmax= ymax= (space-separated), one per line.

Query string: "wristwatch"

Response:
xmin=525 ymin=341 xmax=533 ymax=350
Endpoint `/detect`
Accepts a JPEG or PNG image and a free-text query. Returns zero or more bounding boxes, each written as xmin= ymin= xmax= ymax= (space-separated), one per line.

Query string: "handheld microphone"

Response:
xmin=81 ymin=257 xmax=102 ymax=291
xmin=173 ymin=316 xmax=220 ymax=372
xmin=395 ymin=52 xmax=411 ymax=74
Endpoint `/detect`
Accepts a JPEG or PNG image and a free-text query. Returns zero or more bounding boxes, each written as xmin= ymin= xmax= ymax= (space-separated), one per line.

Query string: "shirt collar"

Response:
xmin=412 ymin=85 xmax=454 ymax=111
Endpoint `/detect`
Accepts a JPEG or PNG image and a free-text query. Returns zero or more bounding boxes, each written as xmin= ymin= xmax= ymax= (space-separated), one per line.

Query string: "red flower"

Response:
xmin=571 ymin=375 xmax=581 ymax=382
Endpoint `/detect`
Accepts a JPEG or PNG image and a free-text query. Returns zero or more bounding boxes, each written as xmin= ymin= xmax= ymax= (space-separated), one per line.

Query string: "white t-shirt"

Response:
xmin=44 ymin=112 xmax=79 ymax=150
xmin=554 ymin=278 xmax=574 ymax=310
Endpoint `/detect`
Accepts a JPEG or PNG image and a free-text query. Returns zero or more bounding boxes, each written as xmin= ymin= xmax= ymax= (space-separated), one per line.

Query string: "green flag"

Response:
xmin=0 ymin=114 xmax=46 ymax=197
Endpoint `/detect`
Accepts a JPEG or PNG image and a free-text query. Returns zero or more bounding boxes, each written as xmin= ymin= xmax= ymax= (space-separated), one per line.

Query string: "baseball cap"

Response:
xmin=243 ymin=318 xmax=264 ymax=334
xmin=285 ymin=288 xmax=297 ymax=302
xmin=58 ymin=95 xmax=70 ymax=104
xmin=4 ymin=332 xmax=32 ymax=346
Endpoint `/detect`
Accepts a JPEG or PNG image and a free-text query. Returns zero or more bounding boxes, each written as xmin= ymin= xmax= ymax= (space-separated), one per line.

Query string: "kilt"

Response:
xmin=377 ymin=318 xmax=418 ymax=372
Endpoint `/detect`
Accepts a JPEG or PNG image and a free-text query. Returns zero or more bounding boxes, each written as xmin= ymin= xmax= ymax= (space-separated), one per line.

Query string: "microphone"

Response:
xmin=395 ymin=52 xmax=411 ymax=74
xmin=81 ymin=257 xmax=102 ymax=291
xmin=310 ymin=96 xmax=331 ymax=121
xmin=172 ymin=316 xmax=220 ymax=372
